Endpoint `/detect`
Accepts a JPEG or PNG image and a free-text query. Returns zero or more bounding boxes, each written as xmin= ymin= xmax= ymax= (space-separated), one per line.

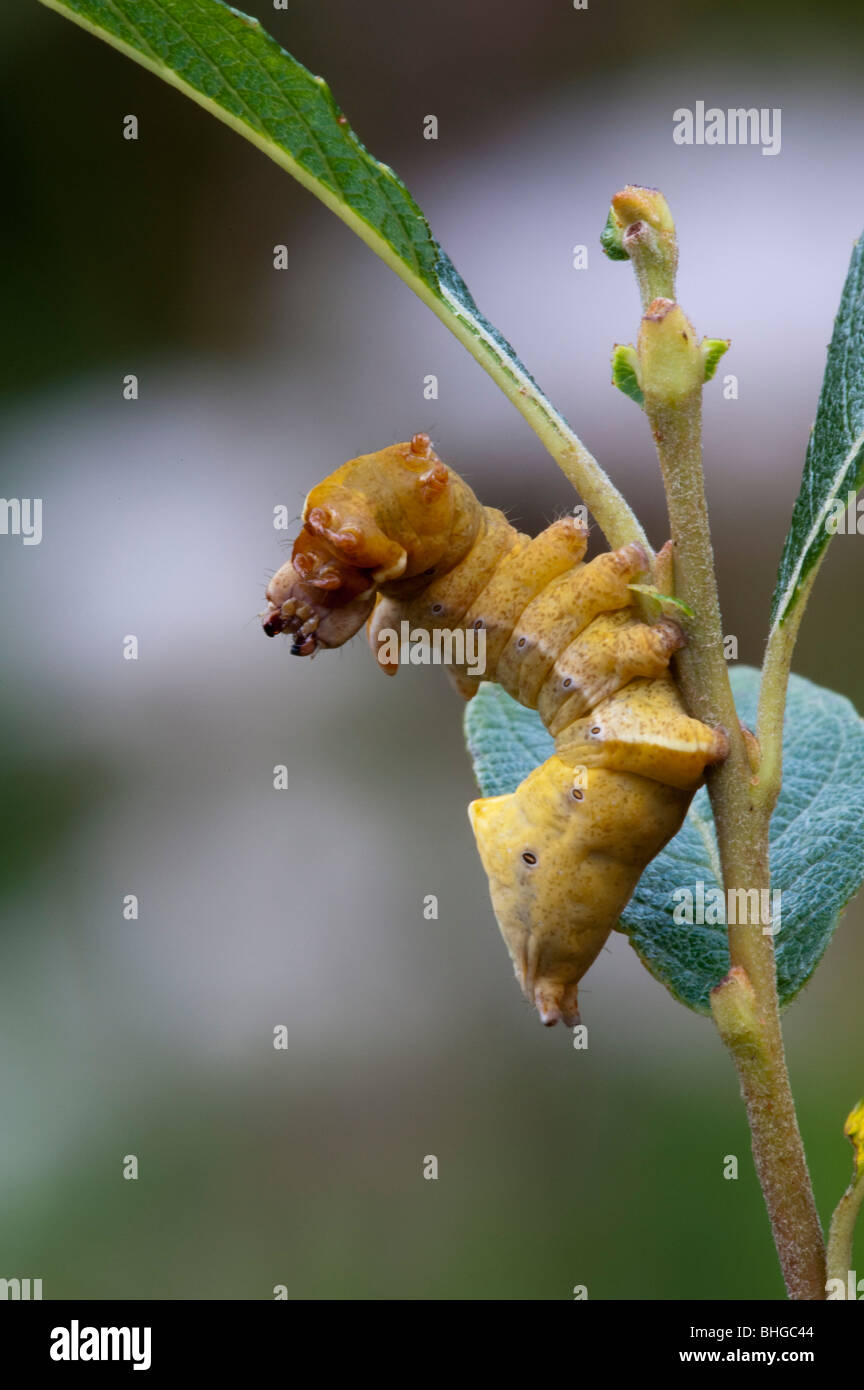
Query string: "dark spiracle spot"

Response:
xmin=570 ymin=788 xmax=584 ymax=801
xmin=562 ymin=677 xmax=573 ymax=689
xmin=517 ymin=636 xmax=527 ymax=649
xmin=522 ymin=851 xmax=537 ymax=866
xmin=473 ymin=618 xmax=485 ymax=630
xmin=431 ymin=603 xmax=444 ymax=615
xmin=423 ymin=567 xmax=436 ymax=575
xmin=590 ymin=726 xmax=601 ymax=735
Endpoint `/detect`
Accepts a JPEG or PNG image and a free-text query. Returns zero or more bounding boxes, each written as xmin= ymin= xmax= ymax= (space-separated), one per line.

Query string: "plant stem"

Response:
xmin=646 ymin=389 xmax=827 ymax=1300
xmin=826 ymin=1099 xmax=864 ymax=1291
xmin=712 ymin=967 xmax=827 ymax=1299
xmin=646 ymin=402 xmax=741 ymax=728
xmin=827 ymin=1181 xmax=864 ymax=1290
xmin=755 ymin=566 xmax=820 ymax=812
xmin=422 ymin=285 xmax=650 ymax=553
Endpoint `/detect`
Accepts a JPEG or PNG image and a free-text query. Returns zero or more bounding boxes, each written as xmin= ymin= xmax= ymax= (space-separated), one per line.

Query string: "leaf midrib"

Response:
xmin=772 ymin=422 xmax=864 ymax=628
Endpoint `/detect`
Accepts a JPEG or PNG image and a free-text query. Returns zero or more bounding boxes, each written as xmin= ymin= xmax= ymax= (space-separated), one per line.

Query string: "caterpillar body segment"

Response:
xmin=263 ymin=435 xmax=729 ymax=1025
xmin=468 ymin=760 xmax=690 ymax=1027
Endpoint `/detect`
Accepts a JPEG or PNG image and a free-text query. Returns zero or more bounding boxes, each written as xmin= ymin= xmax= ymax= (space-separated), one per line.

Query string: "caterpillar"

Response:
xmin=263 ymin=433 xmax=729 ymax=1026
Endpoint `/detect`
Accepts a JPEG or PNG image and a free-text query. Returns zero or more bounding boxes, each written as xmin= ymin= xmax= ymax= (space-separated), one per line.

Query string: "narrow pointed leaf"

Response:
xmin=37 ymin=0 xmax=643 ymax=548
xmin=771 ymin=236 xmax=864 ymax=626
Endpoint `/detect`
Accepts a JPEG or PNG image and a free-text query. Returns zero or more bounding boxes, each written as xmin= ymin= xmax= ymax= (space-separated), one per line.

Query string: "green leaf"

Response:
xmin=38 ymin=0 xmax=645 ymax=551
xmin=464 ymin=681 xmax=557 ymax=801
xmin=611 ymin=344 xmax=644 ymax=408
xmin=771 ymin=235 xmax=864 ymax=627
xmin=464 ymin=667 xmax=864 ymax=1012
xmin=627 ymin=583 xmax=694 ymax=618
xmin=600 ymin=208 xmax=629 ymax=262
xmin=701 ymin=338 xmax=729 ymax=383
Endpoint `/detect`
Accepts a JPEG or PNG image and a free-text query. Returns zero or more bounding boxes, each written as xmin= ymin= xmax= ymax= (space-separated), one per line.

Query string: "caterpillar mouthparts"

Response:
xmin=262 ymin=558 xmax=376 ymax=653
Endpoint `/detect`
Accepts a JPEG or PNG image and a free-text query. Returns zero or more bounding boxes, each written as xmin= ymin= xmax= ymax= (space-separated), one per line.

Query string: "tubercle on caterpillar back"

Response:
xmin=262 ymin=437 xmax=729 ymax=1028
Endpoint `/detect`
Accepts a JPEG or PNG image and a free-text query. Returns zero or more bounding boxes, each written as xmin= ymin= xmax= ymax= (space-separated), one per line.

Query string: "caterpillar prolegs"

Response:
xmin=263 ymin=434 xmax=729 ymax=1026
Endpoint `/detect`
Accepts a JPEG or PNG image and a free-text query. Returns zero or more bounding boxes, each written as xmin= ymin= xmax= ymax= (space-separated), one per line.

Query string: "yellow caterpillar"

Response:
xmin=263 ymin=434 xmax=729 ymax=1026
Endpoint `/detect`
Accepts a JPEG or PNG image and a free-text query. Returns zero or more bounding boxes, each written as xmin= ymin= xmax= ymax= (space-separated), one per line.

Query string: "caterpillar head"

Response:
xmin=300 ymin=433 xmax=460 ymax=581
xmin=262 ymin=434 xmax=479 ymax=654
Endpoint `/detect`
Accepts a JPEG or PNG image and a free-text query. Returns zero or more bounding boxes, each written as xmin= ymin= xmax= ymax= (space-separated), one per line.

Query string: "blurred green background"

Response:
xmin=1 ymin=0 xmax=862 ymax=1299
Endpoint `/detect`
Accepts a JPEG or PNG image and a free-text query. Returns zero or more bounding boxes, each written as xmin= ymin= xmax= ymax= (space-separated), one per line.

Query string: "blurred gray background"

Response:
xmin=0 ymin=0 xmax=862 ymax=1298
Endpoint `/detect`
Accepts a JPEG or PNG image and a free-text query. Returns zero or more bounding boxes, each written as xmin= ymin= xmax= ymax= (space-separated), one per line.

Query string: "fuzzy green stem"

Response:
xmin=626 ymin=225 xmax=677 ymax=309
xmin=712 ymin=970 xmax=827 ymax=1299
xmin=645 ymin=386 xmax=826 ymax=1300
xmin=605 ymin=186 xmax=679 ymax=310
xmin=755 ymin=567 xmax=820 ymax=812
